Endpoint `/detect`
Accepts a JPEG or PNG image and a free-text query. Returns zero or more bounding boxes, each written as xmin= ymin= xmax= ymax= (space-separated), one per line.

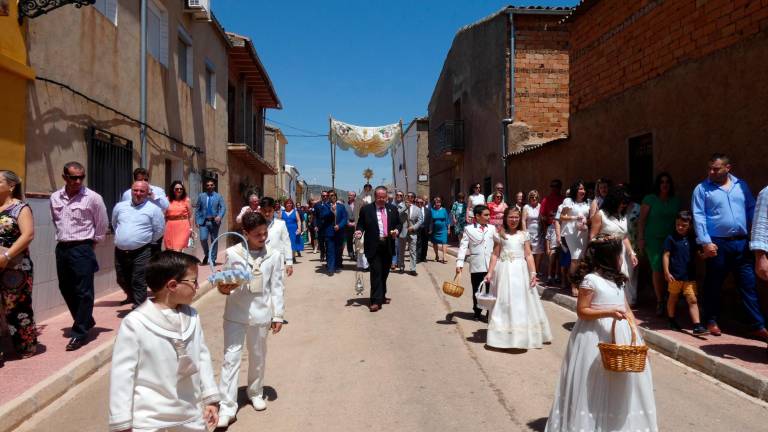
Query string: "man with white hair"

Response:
xmin=112 ymin=181 xmax=165 ymax=309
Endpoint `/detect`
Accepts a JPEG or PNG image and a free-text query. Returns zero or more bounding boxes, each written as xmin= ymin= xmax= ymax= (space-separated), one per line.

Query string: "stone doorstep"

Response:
xmin=0 ymin=269 xmax=219 ymax=432
xmin=445 ymin=245 xmax=768 ymax=402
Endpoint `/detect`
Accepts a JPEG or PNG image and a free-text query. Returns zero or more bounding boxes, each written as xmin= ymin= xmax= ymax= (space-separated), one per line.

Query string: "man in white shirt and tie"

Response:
xmin=456 ymin=204 xmax=496 ymax=320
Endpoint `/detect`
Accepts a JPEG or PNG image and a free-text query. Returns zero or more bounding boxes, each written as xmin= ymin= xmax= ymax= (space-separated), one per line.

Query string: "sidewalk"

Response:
xmin=0 ymin=262 xmax=220 ymax=432
xmin=444 ymin=245 xmax=768 ymax=401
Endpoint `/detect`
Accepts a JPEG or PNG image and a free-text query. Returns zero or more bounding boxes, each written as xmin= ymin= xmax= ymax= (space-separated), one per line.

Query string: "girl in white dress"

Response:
xmin=590 ymin=185 xmax=640 ymax=305
xmin=560 ymin=181 xmax=591 ymax=296
xmin=545 ymin=235 xmax=657 ymax=432
xmin=484 ymin=207 xmax=553 ymax=349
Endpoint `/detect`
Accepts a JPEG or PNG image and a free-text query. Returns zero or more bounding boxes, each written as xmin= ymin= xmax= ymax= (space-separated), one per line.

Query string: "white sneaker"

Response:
xmin=217 ymin=414 xmax=233 ymax=428
xmin=251 ymin=395 xmax=267 ymax=411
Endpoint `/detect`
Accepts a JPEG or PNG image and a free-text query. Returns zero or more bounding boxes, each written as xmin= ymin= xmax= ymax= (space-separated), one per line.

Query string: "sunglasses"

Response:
xmin=174 ymin=187 xmax=184 ymax=191
xmin=66 ymin=174 xmax=86 ymax=180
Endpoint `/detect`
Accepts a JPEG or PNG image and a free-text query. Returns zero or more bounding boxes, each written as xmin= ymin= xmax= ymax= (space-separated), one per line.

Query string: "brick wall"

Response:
xmin=570 ymin=0 xmax=768 ymax=111
xmin=513 ymin=14 xmax=570 ymax=139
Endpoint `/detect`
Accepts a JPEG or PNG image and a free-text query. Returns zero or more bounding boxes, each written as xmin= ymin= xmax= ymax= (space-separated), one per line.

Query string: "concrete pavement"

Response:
xmin=10 ymin=252 xmax=768 ymax=432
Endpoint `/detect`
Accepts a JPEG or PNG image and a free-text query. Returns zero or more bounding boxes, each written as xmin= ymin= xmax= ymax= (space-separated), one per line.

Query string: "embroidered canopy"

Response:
xmin=329 ymin=118 xmax=401 ymax=158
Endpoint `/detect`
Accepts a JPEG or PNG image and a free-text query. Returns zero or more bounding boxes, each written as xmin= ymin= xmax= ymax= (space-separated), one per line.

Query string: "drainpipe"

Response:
xmin=139 ymin=0 xmax=148 ymax=167
xmin=501 ymin=11 xmax=515 ymax=197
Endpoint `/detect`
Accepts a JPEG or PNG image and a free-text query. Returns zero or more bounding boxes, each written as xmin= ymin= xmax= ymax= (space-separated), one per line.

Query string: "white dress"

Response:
xmin=487 ymin=231 xmax=553 ymax=349
xmin=467 ymin=193 xmax=486 ymax=222
xmin=560 ymin=198 xmax=590 ymax=260
xmin=545 ymin=273 xmax=658 ymax=432
xmin=598 ymin=210 xmax=636 ymax=304
xmin=523 ymin=204 xmax=545 ymax=254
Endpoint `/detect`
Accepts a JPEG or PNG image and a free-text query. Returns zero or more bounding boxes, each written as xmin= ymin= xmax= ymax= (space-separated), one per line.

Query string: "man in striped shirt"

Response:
xmin=50 ymin=161 xmax=109 ymax=351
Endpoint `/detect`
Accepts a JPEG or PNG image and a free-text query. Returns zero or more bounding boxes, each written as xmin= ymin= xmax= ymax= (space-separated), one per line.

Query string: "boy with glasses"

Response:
xmin=109 ymin=251 xmax=219 ymax=432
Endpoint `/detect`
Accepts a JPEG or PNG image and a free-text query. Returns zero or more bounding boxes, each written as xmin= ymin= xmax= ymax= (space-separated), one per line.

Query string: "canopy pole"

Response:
xmin=400 ymin=119 xmax=409 ymax=193
xmin=329 ymin=116 xmax=335 ymax=190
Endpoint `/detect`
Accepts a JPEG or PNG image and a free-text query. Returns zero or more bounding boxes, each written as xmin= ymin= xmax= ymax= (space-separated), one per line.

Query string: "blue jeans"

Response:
xmin=199 ymin=220 xmax=221 ymax=263
xmin=703 ymin=238 xmax=764 ymax=329
xmin=392 ymin=238 xmax=399 ymax=265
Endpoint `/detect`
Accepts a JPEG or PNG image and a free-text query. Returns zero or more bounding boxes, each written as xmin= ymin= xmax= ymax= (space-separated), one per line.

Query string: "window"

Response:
xmin=147 ymin=0 xmax=168 ymax=66
xmin=205 ymin=60 xmax=216 ymax=107
xmin=177 ymin=26 xmax=193 ymax=86
xmin=628 ymin=133 xmax=654 ymax=202
xmin=87 ymin=128 xmax=132 ymax=222
xmin=93 ymin=0 xmax=118 ymax=25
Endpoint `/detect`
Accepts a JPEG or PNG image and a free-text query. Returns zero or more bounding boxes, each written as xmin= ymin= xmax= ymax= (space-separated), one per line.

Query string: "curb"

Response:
xmin=0 ymin=282 xmax=218 ymax=432
xmin=446 ymin=245 xmax=768 ymax=402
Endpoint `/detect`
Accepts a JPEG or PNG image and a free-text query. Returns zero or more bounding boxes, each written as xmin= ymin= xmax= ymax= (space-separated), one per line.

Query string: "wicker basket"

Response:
xmin=442 ymin=274 xmax=464 ymax=297
xmin=598 ymin=317 xmax=648 ymax=372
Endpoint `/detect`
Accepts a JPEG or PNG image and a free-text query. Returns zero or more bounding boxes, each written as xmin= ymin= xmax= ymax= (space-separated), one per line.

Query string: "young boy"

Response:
xmin=109 ymin=251 xmax=219 ymax=432
xmin=663 ymin=210 xmax=708 ymax=335
xmin=216 ymin=212 xmax=285 ymax=428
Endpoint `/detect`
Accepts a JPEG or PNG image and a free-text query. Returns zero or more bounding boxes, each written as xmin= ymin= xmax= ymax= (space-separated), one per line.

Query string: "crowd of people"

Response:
xmin=0 ymin=151 xmax=767 ymax=430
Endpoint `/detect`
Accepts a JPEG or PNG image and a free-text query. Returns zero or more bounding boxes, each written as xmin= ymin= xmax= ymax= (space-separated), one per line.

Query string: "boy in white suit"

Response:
xmin=109 ymin=251 xmax=219 ymax=432
xmin=260 ymin=196 xmax=294 ymax=276
xmin=456 ymin=204 xmax=497 ymax=320
xmin=216 ymin=211 xmax=285 ymax=428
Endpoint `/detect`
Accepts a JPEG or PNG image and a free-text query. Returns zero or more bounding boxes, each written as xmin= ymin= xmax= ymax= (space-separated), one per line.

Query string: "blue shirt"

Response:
xmin=691 ymin=174 xmax=755 ymax=245
xmin=751 ymin=186 xmax=768 ymax=252
xmin=663 ymin=233 xmax=696 ymax=281
xmin=112 ymin=200 xmax=165 ymax=250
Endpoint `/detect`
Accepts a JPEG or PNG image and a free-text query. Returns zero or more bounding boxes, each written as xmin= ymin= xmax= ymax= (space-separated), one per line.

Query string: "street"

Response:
xmin=15 ymin=254 xmax=768 ymax=432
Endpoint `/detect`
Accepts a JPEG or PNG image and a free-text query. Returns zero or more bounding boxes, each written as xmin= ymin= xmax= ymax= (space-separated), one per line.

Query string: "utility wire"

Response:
xmin=265 ymin=117 xmax=324 ymax=136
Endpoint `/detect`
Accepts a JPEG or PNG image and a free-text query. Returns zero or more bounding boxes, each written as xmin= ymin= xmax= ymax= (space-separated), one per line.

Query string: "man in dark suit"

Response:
xmin=355 ymin=186 xmax=403 ymax=312
xmin=195 ymin=177 xmax=226 ymax=265
xmin=313 ymin=191 xmax=330 ymax=261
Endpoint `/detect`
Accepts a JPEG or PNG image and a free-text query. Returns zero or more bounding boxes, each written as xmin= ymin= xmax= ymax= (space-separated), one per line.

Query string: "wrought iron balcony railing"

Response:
xmin=435 ymin=120 xmax=464 ymax=155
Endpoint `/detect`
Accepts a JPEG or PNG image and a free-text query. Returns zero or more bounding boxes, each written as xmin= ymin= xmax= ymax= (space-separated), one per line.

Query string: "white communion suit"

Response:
xmin=218 ymin=244 xmax=285 ymax=418
xmin=109 ymin=301 xmax=220 ymax=432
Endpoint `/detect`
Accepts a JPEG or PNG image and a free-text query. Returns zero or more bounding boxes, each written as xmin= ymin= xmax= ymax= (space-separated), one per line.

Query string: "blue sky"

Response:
xmin=213 ymin=0 xmax=577 ymax=192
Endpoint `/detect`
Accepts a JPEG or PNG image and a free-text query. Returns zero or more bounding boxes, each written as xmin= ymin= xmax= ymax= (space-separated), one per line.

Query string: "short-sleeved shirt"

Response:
xmin=641 ymin=194 xmax=680 ymax=240
xmin=663 ymin=233 xmax=696 ymax=281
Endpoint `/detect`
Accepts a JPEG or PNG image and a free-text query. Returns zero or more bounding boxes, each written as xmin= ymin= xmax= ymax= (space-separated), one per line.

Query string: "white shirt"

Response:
xmin=109 ymin=302 xmax=219 ymax=431
xmin=111 ymin=200 xmax=165 ymax=250
xmin=456 ymin=223 xmax=497 ymax=273
xmin=375 ymin=205 xmax=386 ymax=237
xmin=223 ymin=245 xmax=285 ymax=325
xmin=267 ymin=218 xmax=293 ymax=265
xmin=121 ymin=184 xmax=169 ymax=211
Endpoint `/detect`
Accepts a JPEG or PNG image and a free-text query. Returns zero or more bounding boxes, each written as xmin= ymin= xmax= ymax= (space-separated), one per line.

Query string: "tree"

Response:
xmin=363 ymin=168 xmax=374 ymax=183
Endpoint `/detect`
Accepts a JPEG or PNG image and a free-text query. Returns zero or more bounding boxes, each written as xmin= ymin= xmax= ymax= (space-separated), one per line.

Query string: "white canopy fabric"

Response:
xmin=330 ymin=118 xmax=401 ymax=158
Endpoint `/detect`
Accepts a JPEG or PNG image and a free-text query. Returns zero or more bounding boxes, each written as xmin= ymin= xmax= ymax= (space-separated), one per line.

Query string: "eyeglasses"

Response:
xmin=474 ymin=186 xmax=481 ymax=189
xmin=174 ymin=187 xmax=184 ymax=191
xmin=65 ymin=174 xmax=86 ymax=181
xmin=177 ymin=279 xmax=199 ymax=288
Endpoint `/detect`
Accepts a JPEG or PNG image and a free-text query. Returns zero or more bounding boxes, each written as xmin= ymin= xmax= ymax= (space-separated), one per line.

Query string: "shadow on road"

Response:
xmin=466 ymin=328 xmax=487 ymax=344
xmin=236 ymin=385 xmax=278 ymax=408
xmin=527 ymin=417 xmax=548 ymax=431
xmin=436 ymin=312 xmax=457 ymax=325
xmin=345 ymin=297 xmax=370 ymax=307
xmin=562 ymin=321 xmax=575 ymax=332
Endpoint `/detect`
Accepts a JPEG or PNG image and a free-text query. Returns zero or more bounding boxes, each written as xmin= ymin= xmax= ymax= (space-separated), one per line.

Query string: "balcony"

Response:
xmin=227 ymin=143 xmax=277 ymax=175
xmin=435 ymin=120 xmax=464 ymax=155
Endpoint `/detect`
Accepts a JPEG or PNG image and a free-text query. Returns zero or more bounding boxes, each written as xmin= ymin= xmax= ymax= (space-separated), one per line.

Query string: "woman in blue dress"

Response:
xmin=430 ymin=196 xmax=449 ymax=263
xmin=281 ymin=198 xmax=304 ymax=258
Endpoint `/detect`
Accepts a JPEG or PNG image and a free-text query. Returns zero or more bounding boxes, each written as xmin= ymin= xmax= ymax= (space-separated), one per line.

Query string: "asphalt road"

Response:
xmin=15 ymin=252 xmax=768 ymax=432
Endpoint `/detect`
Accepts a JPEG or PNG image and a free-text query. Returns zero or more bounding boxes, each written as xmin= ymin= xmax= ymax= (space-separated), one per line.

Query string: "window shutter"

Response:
xmin=158 ymin=6 xmax=169 ymax=66
xmin=210 ymin=70 xmax=216 ymax=107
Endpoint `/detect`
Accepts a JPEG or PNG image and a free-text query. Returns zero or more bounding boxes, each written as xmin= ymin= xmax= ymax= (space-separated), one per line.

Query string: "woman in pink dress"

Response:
xmin=488 ymin=191 xmax=508 ymax=230
xmin=164 ymin=181 xmax=193 ymax=251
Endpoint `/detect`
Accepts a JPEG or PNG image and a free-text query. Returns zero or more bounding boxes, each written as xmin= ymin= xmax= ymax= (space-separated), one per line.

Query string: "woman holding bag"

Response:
xmin=545 ymin=235 xmax=657 ymax=432
xmin=483 ymin=207 xmax=552 ymax=350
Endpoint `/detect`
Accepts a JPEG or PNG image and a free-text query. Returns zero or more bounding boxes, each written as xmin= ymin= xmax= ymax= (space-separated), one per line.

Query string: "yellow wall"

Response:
xmin=0 ymin=1 xmax=34 ymax=179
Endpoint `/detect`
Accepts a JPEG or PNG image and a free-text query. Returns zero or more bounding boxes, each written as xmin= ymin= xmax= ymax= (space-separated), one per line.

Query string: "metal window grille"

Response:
xmin=87 ymin=127 xmax=133 ymax=221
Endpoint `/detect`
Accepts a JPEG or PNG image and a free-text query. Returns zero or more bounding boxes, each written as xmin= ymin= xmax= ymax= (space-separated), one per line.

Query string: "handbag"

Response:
xmin=475 ymin=281 xmax=496 ymax=311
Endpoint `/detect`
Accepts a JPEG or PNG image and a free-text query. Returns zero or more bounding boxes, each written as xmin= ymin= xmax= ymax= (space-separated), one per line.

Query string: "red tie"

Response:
xmin=380 ymin=207 xmax=388 ymax=234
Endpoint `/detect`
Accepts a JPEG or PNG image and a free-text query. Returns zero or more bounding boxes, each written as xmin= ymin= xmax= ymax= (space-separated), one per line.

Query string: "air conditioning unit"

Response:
xmin=185 ymin=0 xmax=211 ymax=21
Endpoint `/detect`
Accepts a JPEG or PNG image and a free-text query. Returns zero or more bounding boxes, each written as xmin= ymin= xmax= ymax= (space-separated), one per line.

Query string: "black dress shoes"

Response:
xmin=66 ymin=337 xmax=86 ymax=351
xmin=119 ymin=298 xmax=132 ymax=306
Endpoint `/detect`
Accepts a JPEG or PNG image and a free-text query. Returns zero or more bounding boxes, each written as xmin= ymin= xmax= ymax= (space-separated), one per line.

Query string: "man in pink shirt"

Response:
xmin=50 ymin=161 xmax=108 ymax=351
